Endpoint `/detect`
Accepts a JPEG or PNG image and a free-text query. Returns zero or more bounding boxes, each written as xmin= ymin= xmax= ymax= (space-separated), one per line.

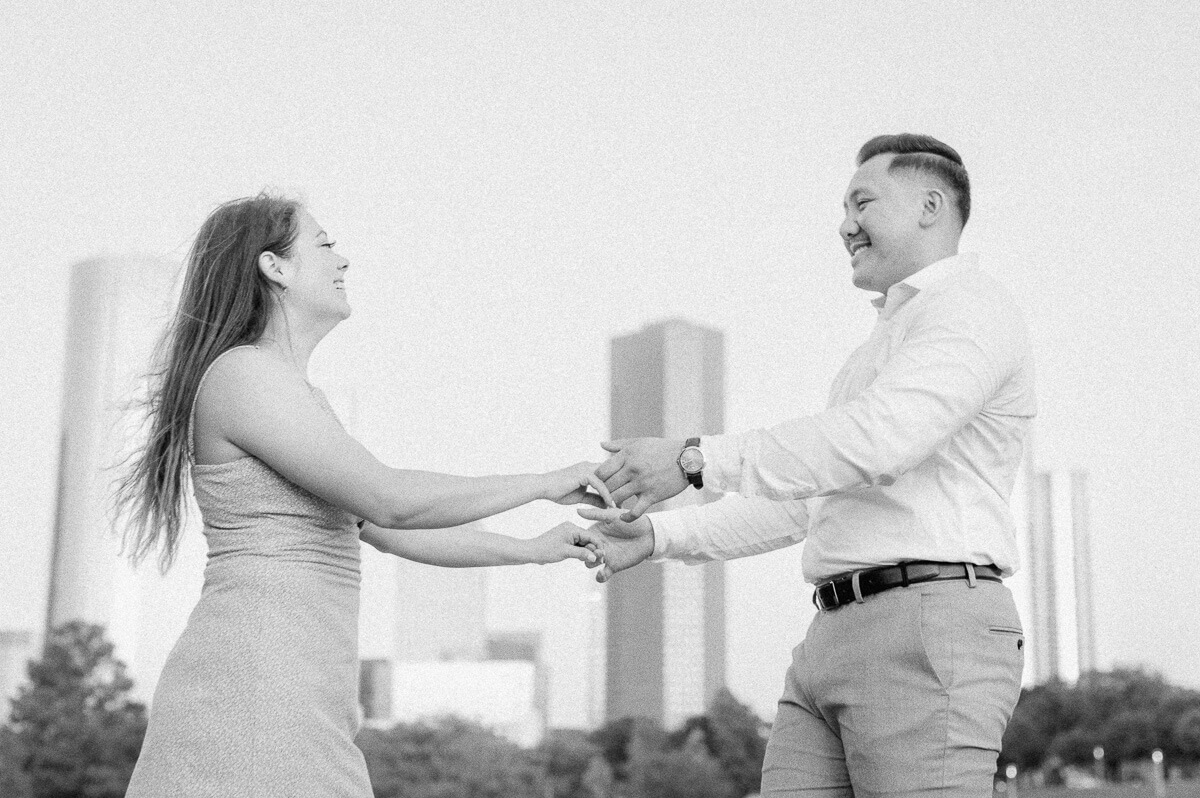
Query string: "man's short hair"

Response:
xmin=857 ymin=134 xmax=971 ymax=227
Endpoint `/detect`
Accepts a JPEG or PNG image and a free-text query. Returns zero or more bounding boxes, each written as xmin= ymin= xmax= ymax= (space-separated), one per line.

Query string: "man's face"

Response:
xmin=839 ymin=154 xmax=926 ymax=294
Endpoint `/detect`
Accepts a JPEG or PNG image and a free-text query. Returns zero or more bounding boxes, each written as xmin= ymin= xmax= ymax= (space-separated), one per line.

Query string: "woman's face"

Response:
xmin=283 ymin=209 xmax=351 ymax=322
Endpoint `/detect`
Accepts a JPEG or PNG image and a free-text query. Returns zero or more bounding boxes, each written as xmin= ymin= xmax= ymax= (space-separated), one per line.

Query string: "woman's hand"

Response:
xmin=542 ymin=461 xmax=614 ymax=509
xmin=525 ymin=522 xmax=606 ymax=566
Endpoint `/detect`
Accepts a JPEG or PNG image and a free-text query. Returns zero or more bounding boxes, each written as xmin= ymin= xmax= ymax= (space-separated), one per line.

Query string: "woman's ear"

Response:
xmin=258 ymin=251 xmax=287 ymax=291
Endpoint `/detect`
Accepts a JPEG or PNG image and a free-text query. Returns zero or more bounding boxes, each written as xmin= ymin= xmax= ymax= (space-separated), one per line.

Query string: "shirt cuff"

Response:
xmin=701 ymin=434 xmax=743 ymax=493
xmin=648 ymin=508 xmax=707 ymax=564
xmin=649 ymin=511 xmax=678 ymax=562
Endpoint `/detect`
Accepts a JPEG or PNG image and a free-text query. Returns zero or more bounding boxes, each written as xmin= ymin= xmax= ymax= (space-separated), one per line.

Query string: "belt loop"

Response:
xmin=965 ymin=562 xmax=978 ymax=588
xmin=851 ymin=571 xmax=865 ymax=603
xmin=900 ymin=562 xmax=909 ymax=588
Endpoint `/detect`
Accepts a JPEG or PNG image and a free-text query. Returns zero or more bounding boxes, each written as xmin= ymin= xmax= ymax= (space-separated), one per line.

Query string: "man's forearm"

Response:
xmin=650 ymin=494 xmax=808 ymax=564
xmin=702 ymin=308 xmax=1012 ymax=500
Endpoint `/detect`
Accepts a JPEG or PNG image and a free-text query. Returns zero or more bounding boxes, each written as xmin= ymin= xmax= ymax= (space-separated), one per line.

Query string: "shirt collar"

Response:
xmin=872 ymin=252 xmax=978 ymax=316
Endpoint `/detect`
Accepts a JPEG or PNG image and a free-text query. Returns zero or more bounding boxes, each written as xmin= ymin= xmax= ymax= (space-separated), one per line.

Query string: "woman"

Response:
xmin=116 ymin=193 xmax=609 ymax=796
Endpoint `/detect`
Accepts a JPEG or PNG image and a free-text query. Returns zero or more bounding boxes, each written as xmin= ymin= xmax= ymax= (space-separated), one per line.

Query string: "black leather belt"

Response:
xmin=812 ymin=561 xmax=1002 ymax=611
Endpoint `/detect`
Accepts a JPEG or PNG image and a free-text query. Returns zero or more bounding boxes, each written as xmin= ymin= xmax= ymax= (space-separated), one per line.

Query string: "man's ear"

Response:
xmin=258 ymin=251 xmax=288 ymax=290
xmin=918 ymin=187 xmax=947 ymax=229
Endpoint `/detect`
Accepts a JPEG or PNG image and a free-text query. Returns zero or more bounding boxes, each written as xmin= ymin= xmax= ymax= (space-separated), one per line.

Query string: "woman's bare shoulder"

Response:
xmin=207 ymin=345 xmax=301 ymax=386
xmin=192 ymin=346 xmax=331 ymax=463
xmin=196 ymin=346 xmax=312 ymax=413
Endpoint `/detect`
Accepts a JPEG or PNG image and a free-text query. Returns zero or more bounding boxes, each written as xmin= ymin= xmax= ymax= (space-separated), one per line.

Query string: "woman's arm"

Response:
xmin=196 ymin=348 xmax=611 ymax=529
xmin=359 ymin=521 xmax=601 ymax=567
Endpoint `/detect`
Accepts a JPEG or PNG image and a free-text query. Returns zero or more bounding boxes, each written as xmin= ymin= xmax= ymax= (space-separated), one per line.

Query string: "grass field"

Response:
xmin=1007 ymin=784 xmax=1200 ymax=798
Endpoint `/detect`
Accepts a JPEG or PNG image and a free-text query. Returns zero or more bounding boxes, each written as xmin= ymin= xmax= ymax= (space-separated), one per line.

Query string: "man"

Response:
xmin=582 ymin=134 xmax=1035 ymax=797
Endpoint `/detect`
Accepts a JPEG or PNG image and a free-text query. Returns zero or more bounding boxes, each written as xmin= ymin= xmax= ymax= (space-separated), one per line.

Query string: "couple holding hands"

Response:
xmin=121 ymin=133 xmax=1034 ymax=798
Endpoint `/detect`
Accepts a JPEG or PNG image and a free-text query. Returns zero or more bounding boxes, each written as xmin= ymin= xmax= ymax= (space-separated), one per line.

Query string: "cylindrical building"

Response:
xmin=46 ymin=257 xmax=205 ymax=701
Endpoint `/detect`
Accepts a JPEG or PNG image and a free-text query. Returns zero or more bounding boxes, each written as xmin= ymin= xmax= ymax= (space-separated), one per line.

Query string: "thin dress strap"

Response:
xmin=187 ymin=344 xmax=259 ymax=461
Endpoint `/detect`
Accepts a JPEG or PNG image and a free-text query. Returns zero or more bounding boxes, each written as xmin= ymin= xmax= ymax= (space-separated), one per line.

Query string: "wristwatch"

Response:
xmin=677 ymin=437 xmax=705 ymax=490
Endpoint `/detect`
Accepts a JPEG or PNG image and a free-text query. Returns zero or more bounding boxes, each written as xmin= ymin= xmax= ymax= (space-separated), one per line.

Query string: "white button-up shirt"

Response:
xmin=650 ymin=253 xmax=1036 ymax=583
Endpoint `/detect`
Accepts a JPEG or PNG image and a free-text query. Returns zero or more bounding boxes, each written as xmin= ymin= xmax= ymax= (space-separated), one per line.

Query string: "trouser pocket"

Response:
xmin=988 ymin=626 xmax=1025 ymax=651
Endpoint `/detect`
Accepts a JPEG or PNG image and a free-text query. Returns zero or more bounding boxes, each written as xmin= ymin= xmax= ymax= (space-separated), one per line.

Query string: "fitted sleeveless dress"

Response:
xmin=126 ymin=346 xmax=372 ymax=797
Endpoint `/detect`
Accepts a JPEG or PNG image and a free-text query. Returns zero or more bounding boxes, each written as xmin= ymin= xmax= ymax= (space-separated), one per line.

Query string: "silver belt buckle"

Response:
xmin=816 ymin=581 xmax=838 ymax=611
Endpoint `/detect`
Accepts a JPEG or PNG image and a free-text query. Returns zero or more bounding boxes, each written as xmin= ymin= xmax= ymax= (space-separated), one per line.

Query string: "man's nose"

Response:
xmin=839 ymin=216 xmax=858 ymax=240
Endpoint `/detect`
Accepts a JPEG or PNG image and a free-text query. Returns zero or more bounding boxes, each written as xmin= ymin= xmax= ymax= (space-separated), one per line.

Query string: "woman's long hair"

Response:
xmin=114 ymin=192 xmax=301 ymax=571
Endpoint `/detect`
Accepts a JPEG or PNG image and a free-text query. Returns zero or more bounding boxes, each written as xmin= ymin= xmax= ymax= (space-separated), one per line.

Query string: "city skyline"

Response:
xmin=3 ymin=2 xmax=1199 ymax=722
xmin=8 ymin=273 xmax=1115 ymax=736
xmin=0 ymin=255 xmax=1177 ymax=727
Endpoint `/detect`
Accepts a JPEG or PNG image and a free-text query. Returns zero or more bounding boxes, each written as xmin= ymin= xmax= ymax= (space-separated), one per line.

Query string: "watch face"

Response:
xmin=679 ymin=447 xmax=704 ymax=474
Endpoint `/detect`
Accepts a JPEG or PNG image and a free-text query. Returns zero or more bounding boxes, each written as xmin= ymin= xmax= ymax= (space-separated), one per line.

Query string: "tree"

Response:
xmin=666 ymin=690 xmax=768 ymax=798
xmin=537 ymin=728 xmax=605 ymax=798
xmin=1001 ymin=680 xmax=1071 ymax=771
xmin=1157 ymin=693 xmax=1200 ymax=764
xmin=0 ymin=727 xmax=33 ymax=798
xmin=1173 ymin=708 xmax=1200 ymax=763
xmin=630 ymin=747 xmax=737 ymax=798
xmin=1049 ymin=727 xmax=1100 ymax=767
xmin=999 ymin=710 xmax=1051 ymax=772
xmin=8 ymin=621 xmax=147 ymax=798
xmin=588 ymin=715 xmax=667 ymax=783
xmin=1102 ymin=710 xmax=1160 ymax=763
xmin=704 ymin=688 xmax=769 ymax=797
xmin=358 ymin=715 xmax=548 ymax=798
xmin=1075 ymin=669 xmax=1173 ymax=736
xmin=1000 ymin=668 xmax=1200 ymax=775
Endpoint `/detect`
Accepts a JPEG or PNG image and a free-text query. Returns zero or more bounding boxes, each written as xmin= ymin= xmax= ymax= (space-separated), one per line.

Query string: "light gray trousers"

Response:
xmin=761 ymin=578 xmax=1024 ymax=797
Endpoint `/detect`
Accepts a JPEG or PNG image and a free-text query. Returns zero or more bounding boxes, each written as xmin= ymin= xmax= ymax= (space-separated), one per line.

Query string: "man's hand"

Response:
xmin=576 ymin=506 xmax=655 ymax=582
xmin=595 ymin=437 xmax=688 ymax=522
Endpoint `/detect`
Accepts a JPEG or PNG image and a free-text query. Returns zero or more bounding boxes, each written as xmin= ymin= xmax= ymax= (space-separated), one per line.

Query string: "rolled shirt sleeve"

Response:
xmin=649 ymin=493 xmax=809 ymax=564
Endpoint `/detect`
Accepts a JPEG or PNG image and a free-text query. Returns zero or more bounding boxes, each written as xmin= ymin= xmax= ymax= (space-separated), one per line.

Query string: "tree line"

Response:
xmin=356 ymin=687 xmax=767 ymax=798
xmin=3 ymin=622 xmax=1199 ymax=797
xmin=0 ymin=622 xmax=767 ymax=798
xmin=1001 ymin=668 xmax=1200 ymax=780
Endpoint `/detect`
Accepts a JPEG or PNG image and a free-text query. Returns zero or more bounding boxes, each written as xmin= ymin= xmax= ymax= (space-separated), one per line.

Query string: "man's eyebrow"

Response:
xmin=315 ymin=229 xmax=327 ymax=239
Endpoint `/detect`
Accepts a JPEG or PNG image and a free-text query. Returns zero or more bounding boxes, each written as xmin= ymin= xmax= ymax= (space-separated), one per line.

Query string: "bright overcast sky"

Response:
xmin=2 ymin=1 xmax=1198 ymax=719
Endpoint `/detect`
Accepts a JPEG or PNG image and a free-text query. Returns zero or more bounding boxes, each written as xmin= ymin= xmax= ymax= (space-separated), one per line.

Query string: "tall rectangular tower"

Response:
xmin=1027 ymin=471 xmax=1060 ymax=683
xmin=605 ymin=319 xmax=726 ymax=727
xmin=1024 ymin=468 xmax=1097 ymax=683
xmin=1070 ymin=471 xmax=1097 ymax=675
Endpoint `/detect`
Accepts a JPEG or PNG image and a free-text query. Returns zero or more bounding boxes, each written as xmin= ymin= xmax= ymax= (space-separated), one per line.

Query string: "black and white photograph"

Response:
xmin=1 ymin=2 xmax=1197 ymax=796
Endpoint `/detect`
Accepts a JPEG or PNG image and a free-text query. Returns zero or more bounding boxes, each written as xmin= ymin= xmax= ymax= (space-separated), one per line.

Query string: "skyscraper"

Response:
xmin=605 ymin=319 xmax=726 ymax=727
xmin=1023 ymin=468 xmax=1098 ymax=683
xmin=46 ymin=257 xmax=207 ymax=702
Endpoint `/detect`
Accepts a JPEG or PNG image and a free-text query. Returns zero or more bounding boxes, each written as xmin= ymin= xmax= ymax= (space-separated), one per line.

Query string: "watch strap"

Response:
xmin=682 ymin=437 xmax=703 ymax=490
